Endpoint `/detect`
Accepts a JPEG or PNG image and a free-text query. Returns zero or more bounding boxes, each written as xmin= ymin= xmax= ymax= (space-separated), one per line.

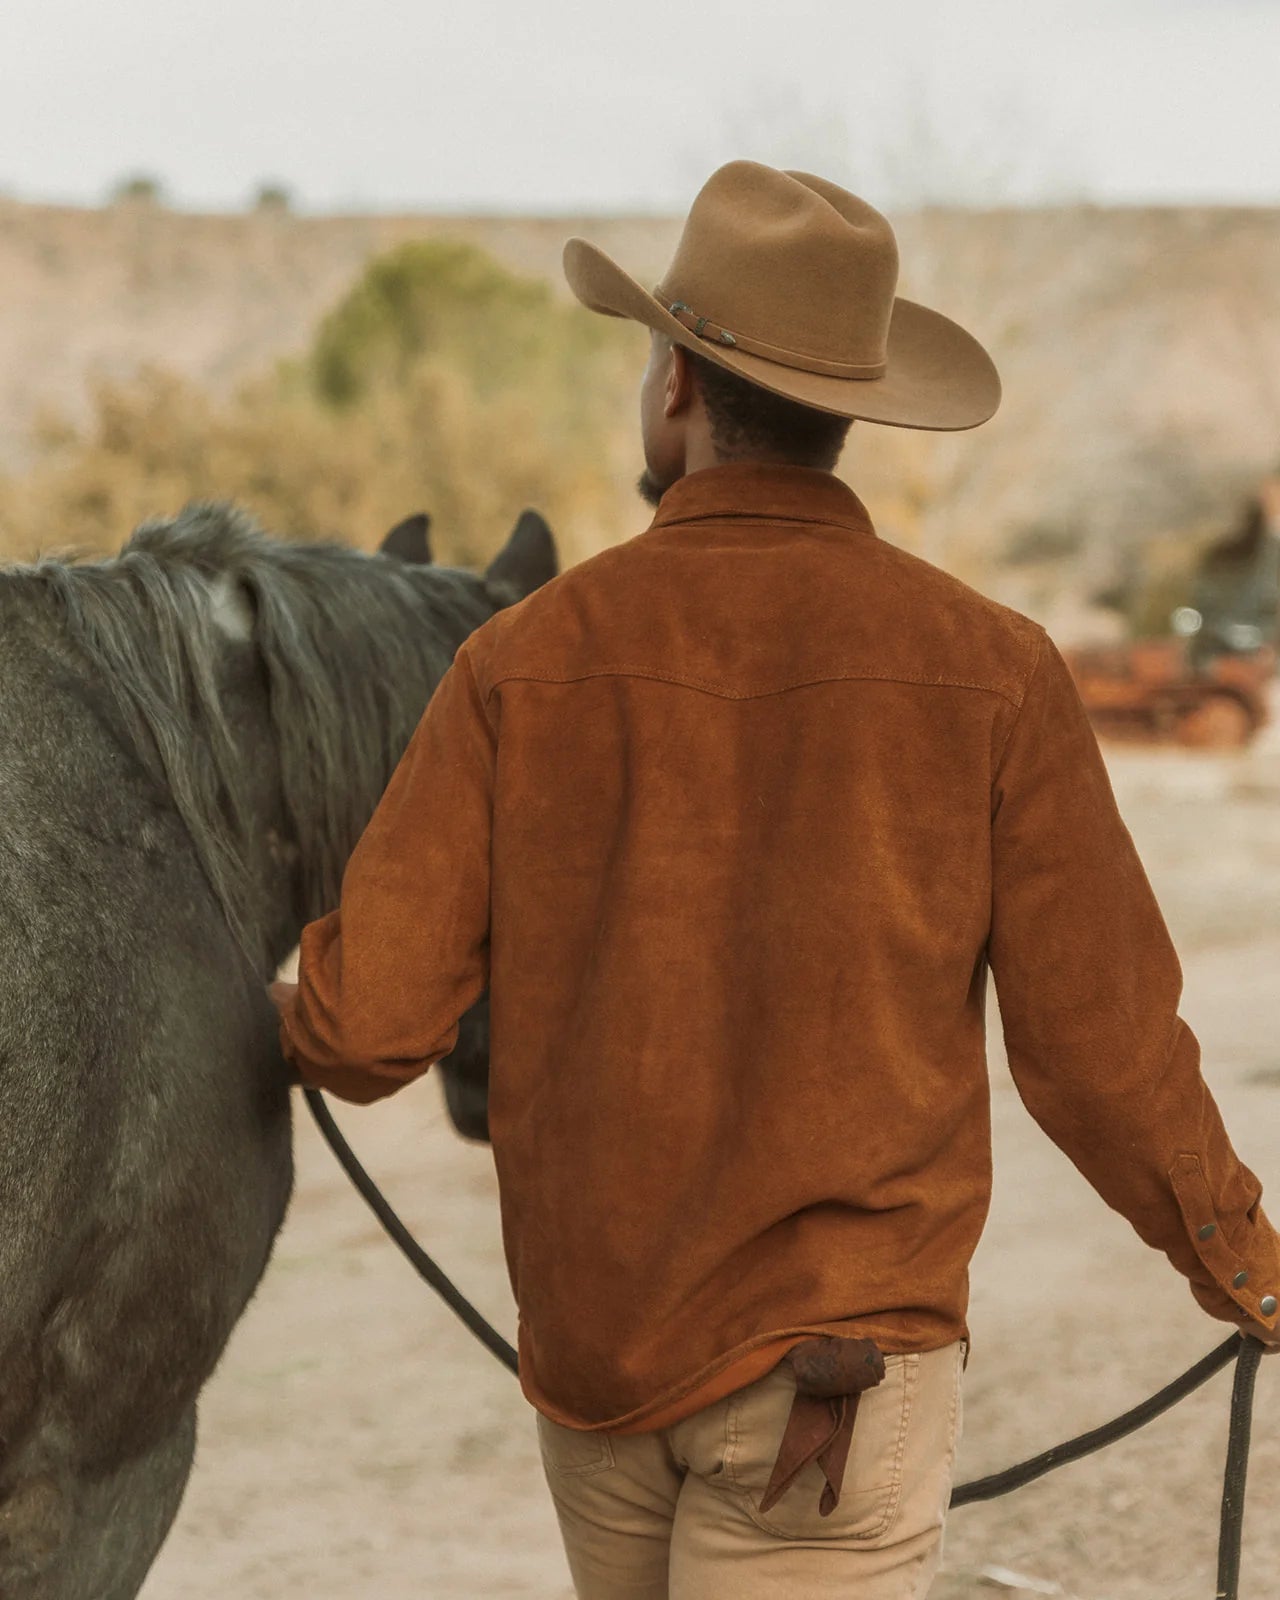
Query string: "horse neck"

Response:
xmin=245 ymin=561 xmax=487 ymax=969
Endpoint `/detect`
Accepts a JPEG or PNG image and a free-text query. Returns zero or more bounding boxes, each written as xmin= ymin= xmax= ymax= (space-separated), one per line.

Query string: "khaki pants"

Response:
xmin=538 ymin=1341 xmax=965 ymax=1600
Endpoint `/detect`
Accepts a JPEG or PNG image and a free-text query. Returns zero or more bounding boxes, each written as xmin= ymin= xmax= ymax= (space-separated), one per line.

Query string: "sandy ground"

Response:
xmin=141 ymin=710 xmax=1280 ymax=1600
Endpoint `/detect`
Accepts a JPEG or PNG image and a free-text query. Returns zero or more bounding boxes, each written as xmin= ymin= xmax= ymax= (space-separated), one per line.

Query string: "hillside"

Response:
xmin=1 ymin=198 xmax=1277 ymax=635
xmin=0 ymin=201 xmax=679 ymax=466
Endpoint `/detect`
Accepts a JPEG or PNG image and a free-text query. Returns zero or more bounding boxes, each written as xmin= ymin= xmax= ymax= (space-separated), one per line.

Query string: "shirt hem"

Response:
xmin=519 ymin=1315 xmax=972 ymax=1433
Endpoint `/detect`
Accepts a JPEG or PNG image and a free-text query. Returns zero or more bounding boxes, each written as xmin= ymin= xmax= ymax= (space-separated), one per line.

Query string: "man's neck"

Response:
xmin=683 ymin=443 xmax=831 ymax=478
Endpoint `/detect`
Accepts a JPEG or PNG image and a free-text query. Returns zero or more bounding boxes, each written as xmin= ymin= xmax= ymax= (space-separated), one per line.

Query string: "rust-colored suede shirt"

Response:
xmin=280 ymin=462 xmax=1280 ymax=1432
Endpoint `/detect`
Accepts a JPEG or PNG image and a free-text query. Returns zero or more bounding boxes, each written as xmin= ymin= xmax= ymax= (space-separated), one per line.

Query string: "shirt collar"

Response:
xmin=645 ymin=462 xmax=877 ymax=539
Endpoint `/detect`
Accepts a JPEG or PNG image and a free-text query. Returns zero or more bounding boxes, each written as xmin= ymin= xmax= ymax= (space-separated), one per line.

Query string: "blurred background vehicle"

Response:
xmin=1064 ymin=473 xmax=1279 ymax=749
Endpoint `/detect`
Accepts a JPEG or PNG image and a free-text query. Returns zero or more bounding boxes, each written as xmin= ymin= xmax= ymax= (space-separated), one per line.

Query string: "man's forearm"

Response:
xmin=274 ymin=641 xmax=495 ymax=1106
xmin=988 ymin=626 xmax=1280 ymax=1334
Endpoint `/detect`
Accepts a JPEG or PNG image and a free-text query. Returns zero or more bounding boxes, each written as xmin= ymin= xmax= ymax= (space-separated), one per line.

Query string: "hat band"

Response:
xmin=664 ymin=299 xmax=887 ymax=381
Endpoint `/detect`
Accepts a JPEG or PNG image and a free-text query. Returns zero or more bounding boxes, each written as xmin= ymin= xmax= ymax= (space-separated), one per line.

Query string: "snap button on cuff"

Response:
xmin=1197 ymin=1223 xmax=1217 ymax=1241
xmin=1232 ymin=1270 xmax=1249 ymax=1290
xmin=1260 ymin=1294 xmax=1278 ymax=1317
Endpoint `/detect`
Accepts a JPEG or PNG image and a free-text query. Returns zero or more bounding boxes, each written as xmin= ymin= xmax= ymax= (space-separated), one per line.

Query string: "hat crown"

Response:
xmin=656 ymin=162 xmax=900 ymax=375
xmin=560 ymin=159 xmax=1000 ymax=429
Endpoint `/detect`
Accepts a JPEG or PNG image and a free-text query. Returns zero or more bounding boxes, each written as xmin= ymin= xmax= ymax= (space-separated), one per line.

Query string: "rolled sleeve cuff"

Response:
xmin=278 ymin=1007 xmax=442 ymax=1105
xmin=1171 ymin=1153 xmax=1280 ymax=1330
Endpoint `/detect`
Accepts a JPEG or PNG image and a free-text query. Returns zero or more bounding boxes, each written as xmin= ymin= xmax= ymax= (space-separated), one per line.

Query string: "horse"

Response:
xmin=0 ymin=501 xmax=557 ymax=1599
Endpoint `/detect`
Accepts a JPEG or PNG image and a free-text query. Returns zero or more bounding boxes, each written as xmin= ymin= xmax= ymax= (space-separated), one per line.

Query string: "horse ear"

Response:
xmin=379 ymin=513 xmax=433 ymax=565
xmin=484 ymin=509 xmax=558 ymax=607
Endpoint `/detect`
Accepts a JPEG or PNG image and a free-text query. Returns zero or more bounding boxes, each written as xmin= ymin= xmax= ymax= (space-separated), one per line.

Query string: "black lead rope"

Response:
xmin=1218 ymin=1336 xmax=1263 ymax=1600
xmin=305 ymin=1088 xmax=1265 ymax=1599
xmin=304 ymin=1089 xmax=519 ymax=1373
xmin=949 ymin=1332 xmax=1245 ymax=1507
xmin=949 ymin=1330 xmax=1264 ymax=1600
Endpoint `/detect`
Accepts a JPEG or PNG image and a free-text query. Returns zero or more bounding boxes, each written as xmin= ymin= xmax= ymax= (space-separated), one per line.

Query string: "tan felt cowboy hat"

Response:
xmin=563 ymin=161 xmax=1000 ymax=431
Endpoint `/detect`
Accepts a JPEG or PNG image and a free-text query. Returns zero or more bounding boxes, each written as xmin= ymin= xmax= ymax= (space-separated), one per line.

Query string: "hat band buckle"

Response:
xmin=665 ymin=299 xmax=887 ymax=382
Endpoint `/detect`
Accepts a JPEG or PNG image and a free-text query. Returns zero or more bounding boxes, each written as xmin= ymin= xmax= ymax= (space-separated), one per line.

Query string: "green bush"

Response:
xmin=308 ymin=238 xmax=619 ymax=411
xmin=0 ymin=237 xmax=644 ymax=568
xmin=110 ymin=174 xmax=165 ymax=206
xmin=252 ymin=183 xmax=293 ymax=213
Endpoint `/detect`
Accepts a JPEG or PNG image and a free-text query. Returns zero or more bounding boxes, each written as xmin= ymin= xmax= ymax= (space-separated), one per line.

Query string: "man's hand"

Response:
xmin=269 ymin=980 xmax=299 ymax=1012
xmin=268 ymin=981 xmax=304 ymax=1086
xmin=1238 ymin=1316 xmax=1280 ymax=1352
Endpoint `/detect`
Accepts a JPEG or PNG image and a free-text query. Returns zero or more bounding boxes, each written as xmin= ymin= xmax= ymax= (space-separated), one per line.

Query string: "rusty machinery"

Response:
xmin=1065 ymin=476 xmax=1279 ymax=750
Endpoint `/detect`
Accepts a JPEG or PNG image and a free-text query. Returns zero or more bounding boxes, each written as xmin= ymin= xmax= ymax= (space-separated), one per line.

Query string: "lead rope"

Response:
xmin=948 ymin=1328 xmax=1263 ymax=1600
xmin=304 ymin=1089 xmax=519 ymax=1372
xmin=1218 ymin=1337 xmax=1263 ymax=1600
xmin=305 ymin=1088 xmax=1265 ymax=1598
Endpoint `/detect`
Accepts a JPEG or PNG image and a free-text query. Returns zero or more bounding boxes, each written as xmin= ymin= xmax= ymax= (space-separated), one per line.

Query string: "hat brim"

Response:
xmin=563 ymin=237 xmax=1000 ymax=432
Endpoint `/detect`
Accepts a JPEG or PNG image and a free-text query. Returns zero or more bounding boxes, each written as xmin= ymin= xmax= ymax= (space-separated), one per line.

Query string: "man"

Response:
xmin=274 ymin=162 xmax=1279 ymax=1599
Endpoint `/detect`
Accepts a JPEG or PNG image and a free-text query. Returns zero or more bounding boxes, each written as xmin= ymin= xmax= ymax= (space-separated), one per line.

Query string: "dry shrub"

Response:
xmin=0 ymin=239 xmax=645 ymax=568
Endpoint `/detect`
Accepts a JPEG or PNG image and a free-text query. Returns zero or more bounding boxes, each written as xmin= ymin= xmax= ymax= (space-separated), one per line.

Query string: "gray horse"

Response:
xmin=0 ymin=502 xmax=557 ymax=1598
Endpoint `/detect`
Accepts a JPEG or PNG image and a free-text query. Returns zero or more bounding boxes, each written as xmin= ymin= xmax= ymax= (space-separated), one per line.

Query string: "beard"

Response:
xmin=636 ymin=466 xmax=676 ymax=508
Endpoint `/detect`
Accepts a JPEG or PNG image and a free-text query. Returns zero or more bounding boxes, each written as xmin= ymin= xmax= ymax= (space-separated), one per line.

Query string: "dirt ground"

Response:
xmin=141 ymin=704 xmax=1280 ymax=1600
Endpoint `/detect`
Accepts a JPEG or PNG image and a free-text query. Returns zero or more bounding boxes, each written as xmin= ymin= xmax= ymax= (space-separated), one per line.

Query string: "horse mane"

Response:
xmin=18 ymin=502 xmax=491 ymax=968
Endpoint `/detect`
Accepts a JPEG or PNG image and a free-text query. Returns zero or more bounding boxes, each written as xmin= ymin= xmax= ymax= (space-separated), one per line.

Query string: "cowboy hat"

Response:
xmin=563 ymin=161 xmax=1000 ymax=431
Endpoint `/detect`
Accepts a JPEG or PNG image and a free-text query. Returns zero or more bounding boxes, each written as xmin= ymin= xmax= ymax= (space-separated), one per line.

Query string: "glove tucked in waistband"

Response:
xmin=758 ymin=1336 xmax=886 ymax=1517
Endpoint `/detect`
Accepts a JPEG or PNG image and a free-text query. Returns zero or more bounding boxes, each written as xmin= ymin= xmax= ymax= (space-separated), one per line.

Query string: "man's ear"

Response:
xmin=665 ymin=341 xmax=696 ymax=419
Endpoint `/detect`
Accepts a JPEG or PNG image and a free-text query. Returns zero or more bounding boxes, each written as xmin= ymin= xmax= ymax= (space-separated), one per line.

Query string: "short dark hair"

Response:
xmin=686 ymin=351 xmax=852 ymax=470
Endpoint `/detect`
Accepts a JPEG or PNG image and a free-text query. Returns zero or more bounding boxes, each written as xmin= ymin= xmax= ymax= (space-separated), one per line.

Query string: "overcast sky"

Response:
xmin=2 ymin=0 xmax=1277 ymax=213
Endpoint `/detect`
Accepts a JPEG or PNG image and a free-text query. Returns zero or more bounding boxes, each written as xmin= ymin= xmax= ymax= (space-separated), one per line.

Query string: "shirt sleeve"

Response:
xmin=987 ymin=626 xmax=1280 ymax=1332
xmin=278 ymin=638 xmax=495 ymax=1105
